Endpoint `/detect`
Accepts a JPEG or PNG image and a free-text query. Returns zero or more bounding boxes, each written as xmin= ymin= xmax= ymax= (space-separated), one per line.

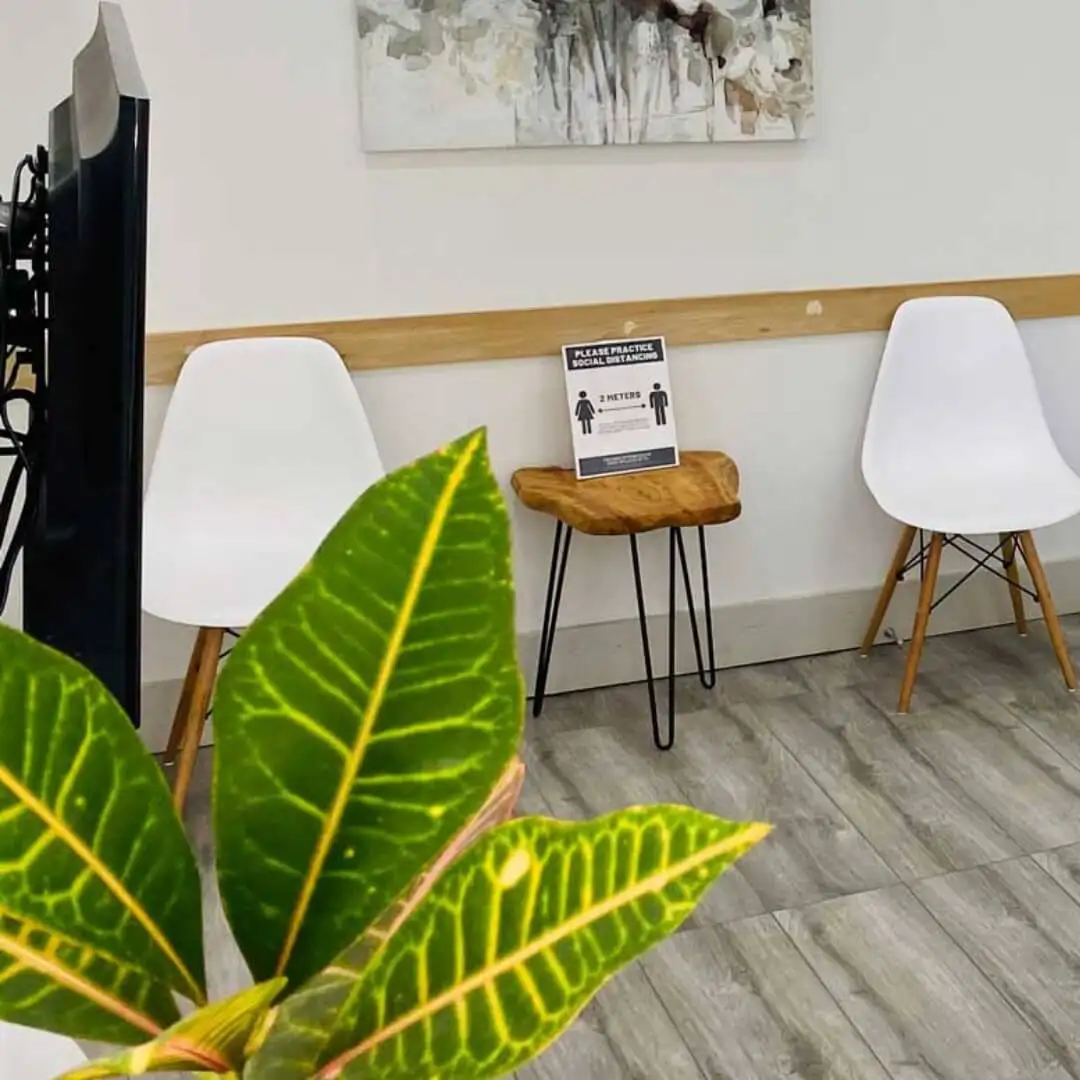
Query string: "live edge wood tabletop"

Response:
xmin=511 ymin=450 xmax=742 ymax=536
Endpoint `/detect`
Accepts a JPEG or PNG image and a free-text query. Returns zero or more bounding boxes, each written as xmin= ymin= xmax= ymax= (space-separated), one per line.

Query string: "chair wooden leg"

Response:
xmin=164 ymin=628 xmax=209 ymax=765
xmin=172 ymin=627 xmax=226 ymax=814
xmin=898 ymin=532 xmax=943 ymax=714
xmin=1019 ymin=531 xmax=1077 ymax=692
xmin=861 ymin=524 xmax=918 ymax=656
xmin=1000 ymin=533 xmax=1029 ymax=637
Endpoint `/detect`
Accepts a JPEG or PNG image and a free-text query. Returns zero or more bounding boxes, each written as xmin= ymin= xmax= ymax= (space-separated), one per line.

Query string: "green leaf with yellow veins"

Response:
xmin=212 ymin=430 xmax=523 ymax=986
xmin=0 ymin=625 xmax=205 ymax=1002
xmin=0 ymin=905 xmax=178 ymax=1045
xmin=248 ymin=807 xmax=770 ymax=1080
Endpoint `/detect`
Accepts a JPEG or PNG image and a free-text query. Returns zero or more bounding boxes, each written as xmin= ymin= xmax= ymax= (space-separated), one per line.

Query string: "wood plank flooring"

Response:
xmin=93 ymin=618 xmax=1080 ymax=1078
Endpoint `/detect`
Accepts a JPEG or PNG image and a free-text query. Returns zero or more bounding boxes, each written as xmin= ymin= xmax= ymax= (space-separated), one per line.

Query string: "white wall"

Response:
xmin=0 ymin=1022 xmax=85 ymax=1079
xmin=5 ymin=0 xmax=1080 ymax=686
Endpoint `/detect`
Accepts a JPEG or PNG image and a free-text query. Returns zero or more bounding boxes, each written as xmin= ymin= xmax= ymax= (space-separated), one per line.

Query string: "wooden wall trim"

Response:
xmin=144 ymin=273 xmax=1080 ymax=385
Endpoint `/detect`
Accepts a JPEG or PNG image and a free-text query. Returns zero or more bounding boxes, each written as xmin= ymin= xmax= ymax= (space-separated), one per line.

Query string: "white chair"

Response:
xmin=860 ymin=296 xmax=1080 ymax=711
xmin=144 ymin=338 xmax=384 ymax=807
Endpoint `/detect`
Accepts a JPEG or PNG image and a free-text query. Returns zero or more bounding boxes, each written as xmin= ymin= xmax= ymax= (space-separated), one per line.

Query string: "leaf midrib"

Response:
xmin=0 ymin=924 xmax=164 ymax=1038
xmin=0 ymin=763 xmax=204 ymax=1003
xmin=316 ymin=820 xmax=771 ymax=1079
xmin=275 ymin=433 xmax=484 ymax=977
xmin=132 ymin=1038 xmax=230 ymax=1073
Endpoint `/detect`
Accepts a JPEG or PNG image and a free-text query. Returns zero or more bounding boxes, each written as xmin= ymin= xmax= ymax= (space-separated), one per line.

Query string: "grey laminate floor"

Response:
xmin=141 ymin=617 xmax=1080 ymax=1079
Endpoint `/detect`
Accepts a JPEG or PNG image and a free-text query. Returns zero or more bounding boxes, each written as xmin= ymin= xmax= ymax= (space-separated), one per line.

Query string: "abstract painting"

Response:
xmin=356 ymin=1 xmax=814 ymax=151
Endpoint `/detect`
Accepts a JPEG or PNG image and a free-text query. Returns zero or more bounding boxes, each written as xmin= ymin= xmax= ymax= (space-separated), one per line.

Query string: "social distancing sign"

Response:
xmin=563 ymin=336 xmax=680 ymax=479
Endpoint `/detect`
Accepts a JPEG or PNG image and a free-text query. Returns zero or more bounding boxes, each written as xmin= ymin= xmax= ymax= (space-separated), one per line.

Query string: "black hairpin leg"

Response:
xmin=676 ymin=525 xmax=717 ymax=689
xmin=532 ymin=521 xmax=573 ymax=718
xmin=630 ymin=526 xmax=718 ymax=751
xmin=630 ymin=532 xmax=672 ymax=750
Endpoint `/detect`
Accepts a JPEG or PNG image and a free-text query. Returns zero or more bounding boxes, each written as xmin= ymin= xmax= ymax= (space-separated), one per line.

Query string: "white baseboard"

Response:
xmin=138 ymin=556 xmax=1080 ymax=753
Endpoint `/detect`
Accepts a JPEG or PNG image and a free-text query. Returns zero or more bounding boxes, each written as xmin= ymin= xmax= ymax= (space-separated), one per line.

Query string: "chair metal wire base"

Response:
xmin=897 ymin=531 xmax=1039 ymax=611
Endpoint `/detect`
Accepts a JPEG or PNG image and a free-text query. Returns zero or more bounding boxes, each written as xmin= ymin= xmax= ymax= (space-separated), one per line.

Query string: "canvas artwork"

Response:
xmin=355 ymin=1 xmax=813 ymax=151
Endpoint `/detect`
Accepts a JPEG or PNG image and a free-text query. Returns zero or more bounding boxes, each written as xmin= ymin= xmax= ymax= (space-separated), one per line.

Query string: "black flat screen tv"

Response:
xmin=23 ymin=2 xmax=149 ymax=721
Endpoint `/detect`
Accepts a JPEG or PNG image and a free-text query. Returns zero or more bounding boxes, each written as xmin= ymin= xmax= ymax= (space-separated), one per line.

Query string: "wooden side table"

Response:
xmin=512 ymin=451 xmax=742 ymax=749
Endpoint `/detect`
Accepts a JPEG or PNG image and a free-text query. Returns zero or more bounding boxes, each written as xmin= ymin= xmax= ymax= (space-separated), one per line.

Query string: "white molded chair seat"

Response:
xmin=863 ymin=296 xmax=1080 ymax=534
xmin=144 ymin=337 xmax=385 ymax=807
xmin=868 ymin=454 xmax=1080 ymax=536
xmin=144 ymin=536 xmax=328 ymax=630
xmin=861 ymin=296 xmax=1080 ymax=712
xmin=143 ymin=337 xmax=384 ymax=628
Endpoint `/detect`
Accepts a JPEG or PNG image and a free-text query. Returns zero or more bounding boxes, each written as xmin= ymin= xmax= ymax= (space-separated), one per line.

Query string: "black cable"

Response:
xmin=0 ymin=157 xmax=35 ymax=475
xmin=0 ymin=368 xmax=28 ymax=613
xmin=0 ymin=151 xmax=45 ymax=613
xmin=0 ymin=454 xmax=33 ymax=615
xmin=0 ymin=391 xmax=37 ymax=601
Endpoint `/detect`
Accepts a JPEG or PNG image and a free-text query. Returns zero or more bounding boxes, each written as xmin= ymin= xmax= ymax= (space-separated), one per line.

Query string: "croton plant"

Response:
xmin=0 ymin=430 xmax=767 ymax=1079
